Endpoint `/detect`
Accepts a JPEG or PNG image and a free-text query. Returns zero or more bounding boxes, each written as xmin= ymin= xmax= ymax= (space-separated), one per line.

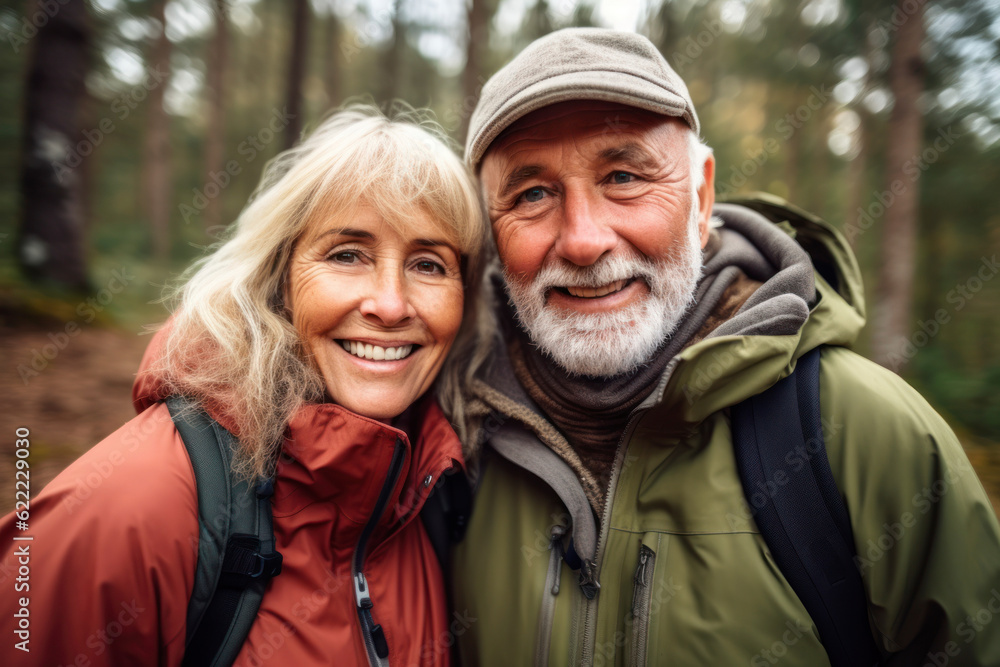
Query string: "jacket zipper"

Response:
xmin=629 ymin=544 xmax=656 ymax=667
xmin=579 ymin=357 xmax=681 ymax=666
xmin=353 ymin=437 xmax=407 ymax=667
xmin=535 ymin=524 xmax=566 ymax=667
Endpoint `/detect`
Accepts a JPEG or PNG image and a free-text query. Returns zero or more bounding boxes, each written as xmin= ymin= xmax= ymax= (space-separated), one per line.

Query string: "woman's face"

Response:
xmin=286 ymin=204 xmax=464 ymax=421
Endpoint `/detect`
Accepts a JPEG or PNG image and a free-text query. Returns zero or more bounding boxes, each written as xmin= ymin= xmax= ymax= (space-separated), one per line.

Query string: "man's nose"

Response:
xmin=358 ymin=267 xmax=416 ymax=326
xmin=553 ymin=190 xmax=618 ymax=266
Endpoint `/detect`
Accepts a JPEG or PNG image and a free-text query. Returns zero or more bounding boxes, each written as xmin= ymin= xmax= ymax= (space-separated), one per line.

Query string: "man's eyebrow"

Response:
xmin=498 ymin=165 xmax=544 ymax=201
xmin=597 ymin=143 xmax=661 ymax=171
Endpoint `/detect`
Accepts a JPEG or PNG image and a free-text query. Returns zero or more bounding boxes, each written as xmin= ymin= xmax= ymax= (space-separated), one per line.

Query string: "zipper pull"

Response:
xmin=578 ymin=558 xmax=601 ymax=600
xmin=354 ymin=571 xmax=372 ymax=609
xmin=634 ymin=546 xmax=651 ymax=588
xmin=370 ymin=621 xmax=390 ymax=659
xmin=549 ymin=525 xmax=566 ymax=595
xmin=360 ymin=606 xmax=390 ymax=659
xmin=632 ymin=545 xmax=653 ymax=610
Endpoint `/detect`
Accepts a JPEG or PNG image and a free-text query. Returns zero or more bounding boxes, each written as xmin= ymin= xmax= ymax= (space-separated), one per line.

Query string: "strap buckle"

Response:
xmin=251 ymin=551 xmax=283 ymax=579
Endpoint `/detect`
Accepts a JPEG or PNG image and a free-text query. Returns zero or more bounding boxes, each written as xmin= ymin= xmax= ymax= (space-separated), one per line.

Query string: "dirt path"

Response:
xmin=0 ymin=323 xmax=150 ymax=507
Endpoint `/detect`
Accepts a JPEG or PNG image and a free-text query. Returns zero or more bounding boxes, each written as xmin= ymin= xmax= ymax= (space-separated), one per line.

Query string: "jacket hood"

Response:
xmin=642 ymin=195 xmax=866 ymax=434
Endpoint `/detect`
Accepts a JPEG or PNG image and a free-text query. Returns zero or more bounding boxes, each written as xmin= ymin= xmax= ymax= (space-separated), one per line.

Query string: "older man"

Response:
xmin=451 ymin=28 xmax=1000 ymax=666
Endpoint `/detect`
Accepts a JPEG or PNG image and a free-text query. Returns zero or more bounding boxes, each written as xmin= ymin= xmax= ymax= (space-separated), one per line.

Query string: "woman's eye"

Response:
xmin=521 ymin=187 xmax=546 ymax=203
xmin=414 ymin=259 xmax=445 ymax=275
xmin=330 ymin=250 xmax=359 ymax=264
xmin=611 ymin=172 xmax=634 ymax=184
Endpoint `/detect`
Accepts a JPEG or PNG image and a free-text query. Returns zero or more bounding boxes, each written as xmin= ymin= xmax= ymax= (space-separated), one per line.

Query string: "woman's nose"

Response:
xmin=358 ymin=268 xmax=417 ymax=326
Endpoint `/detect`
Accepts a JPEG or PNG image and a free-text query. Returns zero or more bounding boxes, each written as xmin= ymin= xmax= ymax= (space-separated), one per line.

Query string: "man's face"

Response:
xmin=480 ymin=101 xmax=715 ymax=376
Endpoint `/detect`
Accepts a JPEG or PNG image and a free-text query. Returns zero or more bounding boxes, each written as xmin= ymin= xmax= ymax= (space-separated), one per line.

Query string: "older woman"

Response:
xmin=0 ymin=105 xmax=488 ymax=666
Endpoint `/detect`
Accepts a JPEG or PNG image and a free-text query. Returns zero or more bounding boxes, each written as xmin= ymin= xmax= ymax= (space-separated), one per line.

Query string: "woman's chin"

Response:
xmin=322 ymin=384 xmax=425 ymax=423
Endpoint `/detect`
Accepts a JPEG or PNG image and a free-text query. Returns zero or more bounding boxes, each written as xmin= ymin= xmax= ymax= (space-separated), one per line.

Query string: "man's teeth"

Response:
xmin=341 ymin=341 xmax=414 ymax=361
xmin=566 ymin=279 xmax=628 ymax=298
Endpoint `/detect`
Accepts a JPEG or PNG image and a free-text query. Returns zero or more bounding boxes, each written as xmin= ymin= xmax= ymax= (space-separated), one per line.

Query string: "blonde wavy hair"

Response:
xmin=155 ymin=103 xmax=490 ymax=481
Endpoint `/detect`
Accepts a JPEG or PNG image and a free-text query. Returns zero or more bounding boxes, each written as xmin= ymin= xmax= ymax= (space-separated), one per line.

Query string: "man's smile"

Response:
xmin=557 ymin=279 xmax=631 ymax=299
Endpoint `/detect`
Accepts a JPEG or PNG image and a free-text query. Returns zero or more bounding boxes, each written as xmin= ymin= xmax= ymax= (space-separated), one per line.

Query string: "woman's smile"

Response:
xmin=338 ymin=339 xmax=418 ymax=362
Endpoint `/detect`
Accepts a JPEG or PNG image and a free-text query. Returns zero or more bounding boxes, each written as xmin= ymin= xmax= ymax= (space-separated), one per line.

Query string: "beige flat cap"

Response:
xmin=465 ymin=27 xmax=700 ymax=170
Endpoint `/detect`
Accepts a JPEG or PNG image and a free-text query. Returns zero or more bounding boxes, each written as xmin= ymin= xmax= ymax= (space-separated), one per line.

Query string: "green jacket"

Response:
xmin=453 ymin=197 xmax=1000 ymax=666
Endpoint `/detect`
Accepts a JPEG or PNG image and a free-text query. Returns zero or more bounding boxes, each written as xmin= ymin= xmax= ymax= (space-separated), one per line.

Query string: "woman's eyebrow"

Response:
xmin=414 ymin=238 xmax=453 ymax=248
xmin=315 ymin=228 xmax=375 ymax=243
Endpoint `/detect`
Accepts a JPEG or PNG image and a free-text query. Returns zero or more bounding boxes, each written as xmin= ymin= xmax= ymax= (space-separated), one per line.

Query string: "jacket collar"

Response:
xmin=270 ymin=396 xmax=463 ymax=547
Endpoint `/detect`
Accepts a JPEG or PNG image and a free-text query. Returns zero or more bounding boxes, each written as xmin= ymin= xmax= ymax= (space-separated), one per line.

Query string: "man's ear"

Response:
xmin=697 ymin=152 xmax=716 ymax=248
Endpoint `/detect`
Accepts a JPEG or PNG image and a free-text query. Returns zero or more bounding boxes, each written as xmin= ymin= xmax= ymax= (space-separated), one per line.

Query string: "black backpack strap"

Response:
xmin=420 ymin=468 xmax=472 ymax=576
xmin=731 ymin=347 xmax=882 ymax=667
xmin=166 ymin=396 xmax=283 ymax=667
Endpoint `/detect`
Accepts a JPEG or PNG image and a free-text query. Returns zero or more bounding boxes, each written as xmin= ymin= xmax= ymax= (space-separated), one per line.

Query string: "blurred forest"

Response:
xmin=1 ymin=0 xmax=999 ymax=505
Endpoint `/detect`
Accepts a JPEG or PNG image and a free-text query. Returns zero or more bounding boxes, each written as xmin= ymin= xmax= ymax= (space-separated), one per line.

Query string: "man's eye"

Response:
xmin=612 ymin=172 xmax=635 ymax=184
xmin=521 ymin=187 xmax=546 ymax=203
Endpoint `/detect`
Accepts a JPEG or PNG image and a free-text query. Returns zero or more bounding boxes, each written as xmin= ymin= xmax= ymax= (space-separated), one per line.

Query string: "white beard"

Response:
xmin=504 ymin=207 xmax=704 ymax=377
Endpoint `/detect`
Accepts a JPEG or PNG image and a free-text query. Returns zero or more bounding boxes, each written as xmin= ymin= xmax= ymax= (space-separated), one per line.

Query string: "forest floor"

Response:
xmin=2 ymin=320 xmax=999 ymax=520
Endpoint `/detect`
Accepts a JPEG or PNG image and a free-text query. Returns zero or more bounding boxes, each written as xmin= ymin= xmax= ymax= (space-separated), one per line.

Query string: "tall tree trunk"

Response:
xmin=17 ymin=0 xmax=90 ymax=289
xmin=323 ymin=11 xmax=341 ymax=108
xmin=284 ymin=0 xmax=309 ymax=149
xmin=381 ymin=0 xmax=406 ymax=103
xmin=460 ymin=0 xmax=488 ymax=139
xmin=203 ymin=0 xmax=229 ymax=232
xmin=783 ymin=110 xmax=801 ymax=201
xmin=844 ymin=111 xmax=870 ymax=249
xmin=871 ymin=0 xmax=926 ymax=371
xmin=845 ymin=20 xmax=877 ymax=249
xmin=143 ymin=0 xmax=173 ymax=262
xmin=809 ymin=117 xmax=830 ymax=216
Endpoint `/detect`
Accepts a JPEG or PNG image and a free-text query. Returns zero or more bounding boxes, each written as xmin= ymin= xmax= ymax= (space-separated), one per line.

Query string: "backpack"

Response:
xmin=723 ymin=194 xmax=882 ymax=666
xmin=166 ymin=396 xmax=284 ymax=667
xmin=732 ymin=346 xmax=882 ymax=667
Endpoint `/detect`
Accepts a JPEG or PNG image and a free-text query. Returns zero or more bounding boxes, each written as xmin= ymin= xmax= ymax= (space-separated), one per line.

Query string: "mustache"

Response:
xmin=527 ymin=254 xmax=661 ymax=292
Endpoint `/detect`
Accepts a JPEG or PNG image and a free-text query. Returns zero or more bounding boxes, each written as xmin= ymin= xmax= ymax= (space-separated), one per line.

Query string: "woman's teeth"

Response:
xmin=566 ymin=279 xmax=628 ymax=298
xmin=341 ymin=340 xmax=414 ymax=361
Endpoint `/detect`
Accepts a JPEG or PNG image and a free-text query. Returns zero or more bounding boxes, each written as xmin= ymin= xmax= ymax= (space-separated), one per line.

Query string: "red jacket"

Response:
xmin=1 ymin=333 xmax=465 ymax=666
